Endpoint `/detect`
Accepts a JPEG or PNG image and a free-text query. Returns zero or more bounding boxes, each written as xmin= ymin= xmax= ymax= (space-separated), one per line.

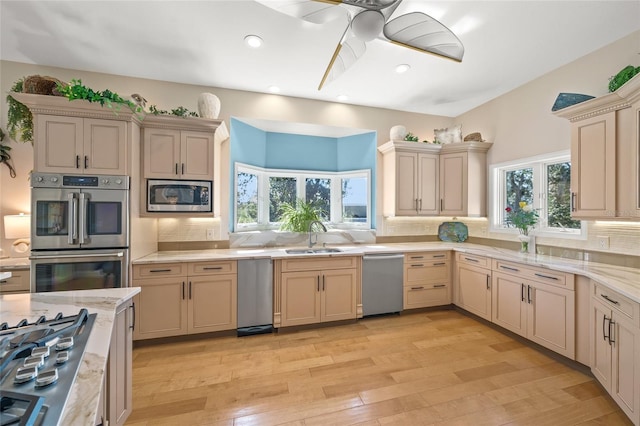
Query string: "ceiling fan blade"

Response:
xmin=318 ymin=33 xmax=366 ymax=90
xmin=383 ymin=11 xmax=464 ymax=62
xmin=257 ymin=0 xmax=348 ymax=24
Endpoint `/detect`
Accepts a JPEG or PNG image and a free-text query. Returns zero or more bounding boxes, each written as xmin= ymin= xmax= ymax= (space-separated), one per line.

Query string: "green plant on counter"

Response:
xmin=0 ymin=128 xmax=17 ymax=178
xmin=149 ymin=104 xmax=199 ymax=118
xmin=56 ymin=79 xmax=142 ymax=113
xmin=278 ymin=198 xmax=323 ymax=233
xmin=6 ymin=79 xmax=34 ymax=143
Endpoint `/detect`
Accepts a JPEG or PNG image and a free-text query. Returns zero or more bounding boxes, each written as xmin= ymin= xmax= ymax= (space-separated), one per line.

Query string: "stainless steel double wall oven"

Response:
xmin=30 ymin=172 xmax=130 ymax=292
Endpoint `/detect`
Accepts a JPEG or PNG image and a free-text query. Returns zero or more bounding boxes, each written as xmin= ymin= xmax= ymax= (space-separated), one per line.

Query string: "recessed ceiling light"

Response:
xmin=244 ymin=35 xmax=263 ymax=48
xmin=395 ymin=64 xmax=411 ymax=74
xmin=268 ymin=86 xmax=280 ymax=93
xmin=337 ymin=94 xmax=349 ymax=102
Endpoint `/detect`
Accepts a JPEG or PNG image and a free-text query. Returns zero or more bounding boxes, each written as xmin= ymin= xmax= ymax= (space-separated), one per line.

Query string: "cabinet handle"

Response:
xmin=500 ymin=265 xmax=520 ymax=272
xmin=571 ymin=192 xmax=576 ymax=212
xmin=415 ymin=198 xmax=419 ymax=213
xmin=0 ymin=280 xmax=7 ymax=284
xmin=149 ymin=269 xmax=172 ymax=273
xmin=411 ymin=286 xmax=424 ymax=290
xmin=189 ymin=281 xmax=192 ymax=299
xmin=534 ymin=273 xmax=558 ymax=281
xmin=603 ymin=315 xmax=609 ymax=343
xmin=434 ymin=284 xmax=446 ymax=288
xmin=486 ymin=275 xmax=490 ymax=290
xmin=419 ymin=199 xmax=422 ymax=212
xmin=203 ymin=266 xmax=223 ymax=270
xmin=434 ymin=262 xmax=446 ymax=266
xmin=322 ymin=275 xmax=325 ymax=291
xmin=130 ymin=302 xmax=135 ymax=331
xmin=527 ymin=285 xmax=532 ymax=304
xmin=433 ymin=255 xmax=446 ymax=258
xmin=609 ymin=319 xmax=615 ymax=345
xmin=76 ymin=155 xmax=80 ymax=169
xmin=409 ymin=256 xmax=424 ymax=260
xmin=440 ymin=199 xmax=443 ymax=211
xmin=182 ymin=163 xmax=185 ymax=175
xmin=317 ymin=276 xmax=320 ymax=292
xmin=521 ymin=284 xmax=525 ymax=302
xmin=182 ymin=282 xmax=185 ymax=300
xmin=411 ymin=264 xmax=424 ymax=267
xmin=175 ymin=163 xmax=179 ymax=175
xmin=600 ymin=294 xmax=620 ymax=305
xmin=464 ymin=257 xmax=479 ymax=263
xmin=84 ymin=155 xmax=88 ymax=169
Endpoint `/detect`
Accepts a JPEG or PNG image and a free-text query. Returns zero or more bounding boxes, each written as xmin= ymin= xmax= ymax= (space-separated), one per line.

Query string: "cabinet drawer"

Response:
xmin=0 ymin=270 xmax=30 ymax=293
xmin=405 ymin=251 xmax=450 ymax=262
xmin=404 ymin=284 xmax=450 ymax=309
xmin=133 ymin=263 xmax=186 ymax=279
xmin=593 ymin=282 xmax=639 ymax=325
xmin=492 ymin=259 xmax=574 ymax=290
xmin=281 ymin=256 xmax=358 ymax=272
xmin=456 ymin=252 xmax=490 ymax=269
xmin=404 ymin=261 xmax=450 ymax=285
xmin=188 ymin=260 xmax=237 ymax=276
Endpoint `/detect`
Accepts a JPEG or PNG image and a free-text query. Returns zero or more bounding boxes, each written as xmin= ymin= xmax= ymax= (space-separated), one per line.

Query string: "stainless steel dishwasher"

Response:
xmin=362 ymin=253 xmax=404 ymax=316
xmin=237 ymin=258 xmax=273 ymax=336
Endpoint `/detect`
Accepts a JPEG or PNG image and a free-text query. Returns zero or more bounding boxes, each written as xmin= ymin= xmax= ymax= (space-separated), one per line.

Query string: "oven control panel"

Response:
xmin=31 ymin=173 xmax=129 ymax=190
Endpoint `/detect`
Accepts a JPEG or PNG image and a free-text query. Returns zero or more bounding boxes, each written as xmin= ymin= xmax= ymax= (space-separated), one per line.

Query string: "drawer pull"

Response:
xmin=202 ymin=266 xmax=223 ymax=270
xmin=464 ymin=257 xmax=479 ymax=262
xmin=521 ymin=283 xmax=525 ymax=302
xmin=411 ymin=286 xmax=424 ymax=290
xmin=486 ymin=275 xmax=490 ymax=290
xmin=534 ymin=273 xmax=558 ymax=281
xmin=433 ymin=254 xmax=446 ymax=258
xmin=411 ymin=264 xmax=424 ymax=267
xmin=433 ymin=262 xmax=446 ymax=266
xmin=0 ymin=280 xmax=7 ymax=284
xmin=149 ymin=269 xmax=172 ymax=273
xmin=409 ymin=256 xmax=424 ymax=260
xmin=500 ymin=265 xmax=519 ymax=272
xmin=601 ymin=294 xmax=620 ymax=305
xmin=434 ymin=284 xmax=446 ymax=288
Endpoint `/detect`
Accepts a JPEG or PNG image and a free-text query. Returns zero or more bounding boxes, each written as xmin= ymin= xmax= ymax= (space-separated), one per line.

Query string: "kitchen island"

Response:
xmin=0 ymin=287 xmax=140 ymax=425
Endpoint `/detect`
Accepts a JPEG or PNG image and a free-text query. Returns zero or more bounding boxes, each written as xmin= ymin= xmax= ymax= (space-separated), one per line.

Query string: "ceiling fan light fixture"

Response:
xmin=351 ymin=10 xmax=384 ymax=42
xmin=395 ymin=64 xmax=411 ymax=73
xmin=244 ymin=34 xmax=263 ymax=48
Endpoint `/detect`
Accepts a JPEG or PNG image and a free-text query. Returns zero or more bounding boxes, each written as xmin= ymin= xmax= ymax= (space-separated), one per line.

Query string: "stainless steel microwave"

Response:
xmin=147 ymin=180 xmax=212 ymax=212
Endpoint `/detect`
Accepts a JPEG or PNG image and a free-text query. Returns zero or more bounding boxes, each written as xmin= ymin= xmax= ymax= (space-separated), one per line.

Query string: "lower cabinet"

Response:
xmin=132 ymin=261 xmax=237 ymax=340
xmin=104 ymin=299 xmax=133 ymax=426
xmin=276 ymin=256 xmax=359 ymax=328
xmin=0 ymin=268 xmax=30 ymax=294
xmin=591 ymin=283 xmax=640 ymax=425
xmin=454 ymin=253 xmax=491 ymax=320
xmin=491 ymin=260 xmax=576 ymax=359
xmin=403 ymin=251 xmax=451 ymax=309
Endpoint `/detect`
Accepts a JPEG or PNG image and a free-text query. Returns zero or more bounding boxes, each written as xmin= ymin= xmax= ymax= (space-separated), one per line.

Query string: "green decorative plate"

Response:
xmin=438 ymin=221 xmax=468 ymax=242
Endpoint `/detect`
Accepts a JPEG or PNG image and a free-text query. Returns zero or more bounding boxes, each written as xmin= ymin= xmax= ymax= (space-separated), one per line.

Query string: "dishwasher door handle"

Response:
xmin=363 ymin=254 xmax=405 ymax=261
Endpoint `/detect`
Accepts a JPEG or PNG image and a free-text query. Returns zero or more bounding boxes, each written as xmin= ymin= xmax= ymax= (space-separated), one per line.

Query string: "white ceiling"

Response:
xmin=1 ymin=0 xmax=639 ymax=118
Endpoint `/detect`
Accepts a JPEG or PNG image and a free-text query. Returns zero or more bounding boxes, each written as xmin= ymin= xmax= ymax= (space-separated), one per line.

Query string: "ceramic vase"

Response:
xmin=390 ymin=125 xmax=407 ymax=141
xmin=197 ymin=92 xmax=221 ymax=119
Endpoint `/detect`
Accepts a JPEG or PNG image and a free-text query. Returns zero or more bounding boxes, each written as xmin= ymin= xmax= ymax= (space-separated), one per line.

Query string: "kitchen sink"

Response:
xmin=285 ymin=247 xmax=342 ymax=254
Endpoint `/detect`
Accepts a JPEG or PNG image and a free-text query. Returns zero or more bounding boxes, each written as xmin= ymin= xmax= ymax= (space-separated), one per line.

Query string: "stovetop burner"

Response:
xmin=0 ymin=309 xmax=96 ymax=426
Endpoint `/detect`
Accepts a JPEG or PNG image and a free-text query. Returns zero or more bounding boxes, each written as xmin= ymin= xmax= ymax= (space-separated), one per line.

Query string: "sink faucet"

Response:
xmin=308 ymin=220 xmax=327 ymax=248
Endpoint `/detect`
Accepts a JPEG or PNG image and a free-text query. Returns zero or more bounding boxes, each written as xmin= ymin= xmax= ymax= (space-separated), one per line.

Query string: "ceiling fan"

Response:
xmin=257 ymin=0 xmax=464 ymax=90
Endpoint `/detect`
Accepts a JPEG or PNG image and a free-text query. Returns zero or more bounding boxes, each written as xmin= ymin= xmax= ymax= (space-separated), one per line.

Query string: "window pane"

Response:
xmin=504 ymin=168 xmax=533 ymax=224
xmin=306 ymin=178 xmax=330 ymax=220
xmin=236 ymin=172 xmax=258 ymax=224
xmin=342 ymin=177 xmax=367 ymax=223
xmin=269 ymin=177 xmax=296 ymax=222
xmin=547 ymin=162 xmax=581 ymax=229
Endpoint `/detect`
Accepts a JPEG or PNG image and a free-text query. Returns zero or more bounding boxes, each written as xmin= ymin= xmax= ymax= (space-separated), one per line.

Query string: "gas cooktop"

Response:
xmin=0 ymin=309 xmax=96 ymax=426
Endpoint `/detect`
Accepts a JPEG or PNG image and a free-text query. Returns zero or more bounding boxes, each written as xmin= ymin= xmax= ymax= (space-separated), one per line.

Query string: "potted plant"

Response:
xmin=278 ymin=199 xmax=323 ymax=233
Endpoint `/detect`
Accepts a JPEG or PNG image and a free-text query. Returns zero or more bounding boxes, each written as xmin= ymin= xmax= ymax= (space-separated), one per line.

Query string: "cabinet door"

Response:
xmin=491 ymin=272 xmax=527 ymax=337
xmin=281 ymin=271 xmax=321 ymax=327
xmin=133 ymin=277 xmax=188 ymax=339
xmin=417 ymin=153 xmax=439 ymax=215
xmin=83 ymin=119 xmax=127 ymax=175
xmin=591 ymin=298 xmax=613 ymax=390
xmin=570 ymin=112 xmax=616 ymax=218
xmin=611 ymin=313 xmax=640 ymax=422
xmin=527 ymin=281 xmax=575 ymax=358
xmin=181 ymin=131 xmax=214 ymax=180
xmin=143 ymin=128 xmax=181 ymax=178
xmin=395 ymin=152 xmax=419 ymax=215
xmin=321 ymin=269 xmax=357 ymax=322
xmin=456 ymin=264 xmax=491 ymax=321
xmin=107 ymin=301 xmax=133 ymax=426
xmin=188 ymin=274 xmax=237 ymax=333
xmin=439 ymin=152 xmax=467 ymax=216
xmin=35 ymin=115 xmax=83 ymax=173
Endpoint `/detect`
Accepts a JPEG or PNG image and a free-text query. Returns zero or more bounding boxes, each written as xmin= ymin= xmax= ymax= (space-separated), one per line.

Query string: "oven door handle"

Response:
xmin=78 ymin=192 xmax=88 ymax=244
xmin=32 ymin=251 xmax=125 ymax=260
xmin=68 ymin=193 xmax=79 ymax=245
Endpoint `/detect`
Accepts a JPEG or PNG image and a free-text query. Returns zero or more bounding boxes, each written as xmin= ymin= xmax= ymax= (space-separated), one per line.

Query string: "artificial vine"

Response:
xmin=0 ymin=128 xmax=17 ymax=178
xmin=6 ymin=79 xmax=34 ymax=143
xmin=56 ymin=79 xmax=143 ymax=113
xmin=149 ymin=104 xmax=199 ymax=118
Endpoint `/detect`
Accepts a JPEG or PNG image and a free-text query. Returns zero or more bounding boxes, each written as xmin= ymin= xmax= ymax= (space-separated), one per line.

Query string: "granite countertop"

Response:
xmin=0 ymin=287 xmax=140 ymax=425
xmin=133 ymin=242 xmax=640 ymax=303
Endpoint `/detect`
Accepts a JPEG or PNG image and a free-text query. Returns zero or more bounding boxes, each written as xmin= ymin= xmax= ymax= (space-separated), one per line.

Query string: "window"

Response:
xmin=490 ymin=151 xmax=584 ymax=237
xmin=234 ymin=163 xmax=370 ymax=231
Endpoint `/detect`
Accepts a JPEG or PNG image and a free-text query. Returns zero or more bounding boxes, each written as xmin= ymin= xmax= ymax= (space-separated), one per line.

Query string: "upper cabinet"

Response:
xmin=554 ymin=73 xmax=640 ymax=220
xmin=141 ymin=115 xmax=220 ymax=181
xmin=379 ymin=140 xmax=492 ymax=217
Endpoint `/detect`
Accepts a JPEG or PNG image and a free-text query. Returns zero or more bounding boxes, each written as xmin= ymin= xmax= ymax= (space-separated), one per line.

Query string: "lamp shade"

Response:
xmin=4 ymin=214 xmax=31 ymax=239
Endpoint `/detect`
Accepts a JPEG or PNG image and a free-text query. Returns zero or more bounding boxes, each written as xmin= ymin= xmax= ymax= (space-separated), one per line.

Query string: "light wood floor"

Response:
xmin=125 ymin=309 xmax=632 ymax=426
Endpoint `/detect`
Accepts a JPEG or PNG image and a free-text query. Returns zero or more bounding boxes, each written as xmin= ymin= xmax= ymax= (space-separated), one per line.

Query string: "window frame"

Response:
xmin=234 ymin=162 xmax=371 ymax=231
xmin=489 ymin=151 xmax=586 ymax=239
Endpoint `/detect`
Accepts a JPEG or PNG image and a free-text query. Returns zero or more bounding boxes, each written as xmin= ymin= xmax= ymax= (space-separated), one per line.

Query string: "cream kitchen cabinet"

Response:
xmin=591 ymin=282 xmax=640 ymax=425
xmin=275 ymin=256 xmax=359 ymax=328
xmin=132 ymin=260 xmax=237 ymax=340
xmin=492 ymin=260 xmax=576 ymax=358
xmin=105 ymin=299 xmax=133 ymax=426
xmin=403 ymin=251 xmax=450 ymax=309
xmin=35 ymin=115 xmax=127 ymax=174
xmin=142 ymin=115 xmax=219 ymax=180
xmin=453 ymin=253 xmax=491 ymax=321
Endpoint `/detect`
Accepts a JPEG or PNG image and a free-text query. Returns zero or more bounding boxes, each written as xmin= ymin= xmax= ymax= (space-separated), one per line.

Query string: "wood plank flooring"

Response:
xmin=125 ymin=309 xmax=632 ymax=425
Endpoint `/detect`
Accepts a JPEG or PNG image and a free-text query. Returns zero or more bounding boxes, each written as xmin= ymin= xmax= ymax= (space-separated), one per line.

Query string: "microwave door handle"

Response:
xmin=78 ymin=193 xmax=88 ymax=244
xmin=67 ymin=193 xmax=78 ymax=245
